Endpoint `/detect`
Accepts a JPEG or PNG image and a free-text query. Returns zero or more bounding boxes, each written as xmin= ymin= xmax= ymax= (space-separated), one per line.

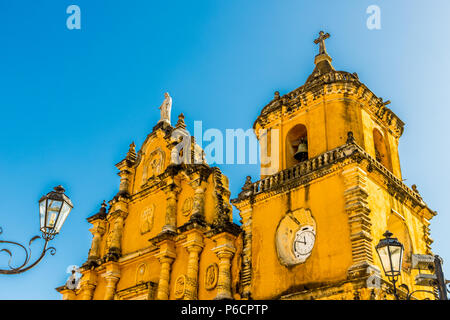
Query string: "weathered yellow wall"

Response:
xmin=60 ymin=46 xmax=435 ymax=301
xmin=366 ymin=175 xmax=433 ymax=299
xmin=250 ymin=173 xmax=352 ymax=299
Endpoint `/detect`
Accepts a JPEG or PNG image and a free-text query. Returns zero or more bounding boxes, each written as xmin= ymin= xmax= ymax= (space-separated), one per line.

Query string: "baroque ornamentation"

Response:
xmin=182 ymin=197 xmax=194 ymax=217
xmin=174 ymin=274 xmax=186 ymax=299
xmin=136 ymin=263 xmax=147 ymax=284
xmin=140 ymin=204 xmax=155 ymax=234
xmin=105 ymin=225 xmax=113 ymax=252
xmin=142 ymin=148 xmax=166 ymax=184
xmin=205 ymin=263 xmax=219 ymax=290
xmin=87 ymin=221 xmax=106 ymax=263
xmin=149 ymin=149 xmax=165 ymax=176
xmin=104 ymin=212 xmax=127 ymax=262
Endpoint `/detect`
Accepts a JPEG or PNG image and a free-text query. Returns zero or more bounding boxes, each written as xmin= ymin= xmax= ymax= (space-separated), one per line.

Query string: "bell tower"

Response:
xmin=256 ymin=31 xmax=404 ymax=180
xmin=233 ymin=32 xmax=435 ymax=300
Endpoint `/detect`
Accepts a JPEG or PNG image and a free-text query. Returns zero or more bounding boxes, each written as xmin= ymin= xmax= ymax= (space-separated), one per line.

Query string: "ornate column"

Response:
xmin=190 ymin=179 xmax=207 ymax=222
xmin=104 ymin=209 xmax=128 ymax=262
xmin=84 ymin=201 xmax=108 ymax=266
xmin=212 ymin=232 xmax=237 ymax=300
xmin=238 ymin=205 xmax=253 ymax=299
xmin=103 ymin=262 xmax=121 ymax=300
xmin=118 ymin=170 xmax=132 ymax=196
xmin=182 ymin=229 xmax=204 ymax=300
xmin=79 ymin=270 xmax=98 ymax=300
xmin=87 ymin=220 xmax=106 ymax=262
xmin=342 ymin=162 xmax=379 ymax=279
xmin=155 ymin=240 xmax=176 ymax=300
xmin=116 ymin=142 xmax=136 ymax=196
xmin=162 ymin=186 xmax=180 ymax=233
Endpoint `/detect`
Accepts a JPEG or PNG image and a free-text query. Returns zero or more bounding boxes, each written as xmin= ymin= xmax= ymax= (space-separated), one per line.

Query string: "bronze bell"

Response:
xmin=294 ymin=138 xmax=308 ymax=162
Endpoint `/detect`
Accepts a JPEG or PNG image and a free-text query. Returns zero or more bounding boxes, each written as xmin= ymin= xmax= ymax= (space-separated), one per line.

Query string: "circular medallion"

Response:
xmin=174 ymin=275 xmax=186 ymax=299
xmin=205 ymin=263 xmax=219 ymax=290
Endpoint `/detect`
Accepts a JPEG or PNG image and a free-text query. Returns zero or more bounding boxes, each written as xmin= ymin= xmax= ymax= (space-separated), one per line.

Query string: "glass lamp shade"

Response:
xmin=39 ymin=186 xmax=73 ymax=239
xmin=376 ymin=230 xmax=404 ymax=279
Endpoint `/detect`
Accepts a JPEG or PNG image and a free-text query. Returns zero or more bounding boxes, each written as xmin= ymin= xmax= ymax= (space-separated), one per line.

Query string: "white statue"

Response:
xmin=158 ymin=92 xmax=172 ymax=125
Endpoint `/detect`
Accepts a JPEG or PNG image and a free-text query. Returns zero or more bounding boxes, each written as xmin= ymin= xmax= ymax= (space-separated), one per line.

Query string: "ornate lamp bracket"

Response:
xmin=0 ymin=227 xmax=56 ymax=275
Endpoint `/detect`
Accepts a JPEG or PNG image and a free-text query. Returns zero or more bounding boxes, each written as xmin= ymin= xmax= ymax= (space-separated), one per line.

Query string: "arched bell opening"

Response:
xmin=373 ymin=128 xmax=392 ymax=172
xmin=286 ymin=124 xmax=308 ymax=168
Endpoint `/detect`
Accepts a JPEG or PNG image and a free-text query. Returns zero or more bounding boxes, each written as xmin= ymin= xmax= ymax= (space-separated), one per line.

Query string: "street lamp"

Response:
xmin=0 ymin=185 xmax=73 ymax=275
xmin=376 ymin=230 xmax=404 ymax=299
xmin=39 ymin=185 xmax=73 ymax=241
xmin=376 ymin=230 xmax=449 ymax=300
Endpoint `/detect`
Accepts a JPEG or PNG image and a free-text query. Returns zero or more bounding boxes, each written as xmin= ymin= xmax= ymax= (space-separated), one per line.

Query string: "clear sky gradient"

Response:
xmin=0 ymin=0 xmax=449 ymax=299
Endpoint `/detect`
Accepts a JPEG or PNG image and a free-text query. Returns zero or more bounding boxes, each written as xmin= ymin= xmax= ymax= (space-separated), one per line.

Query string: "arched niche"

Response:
xmin=387 ymin=213 xmax=413 ymax=272
xmin=136 ymin=263 xmax=147 ymax=284
xmin=373 ymin=128 xmax=392 ymax=172
xmin=285 ymin=124 xmax=308 ymax=169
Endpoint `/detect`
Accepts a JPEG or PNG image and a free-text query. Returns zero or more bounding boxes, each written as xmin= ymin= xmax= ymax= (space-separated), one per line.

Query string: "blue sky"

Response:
xmin=0 ymin=0 xmax=449 ymax=299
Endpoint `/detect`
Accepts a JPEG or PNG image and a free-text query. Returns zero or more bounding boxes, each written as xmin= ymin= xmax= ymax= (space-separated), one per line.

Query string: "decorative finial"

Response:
xmin=242 ymin=176 xmax=252 ymax=190
xmin=126 ymin=142 xmax=137 ymax=162
xmin=314 ymin=31 xmax=330 ymax=55
xmin=54 ymin=185 xmax=65 ymax=193
xmin=346 ymin=131 xmax=355 ymax=144
xmin=383 ymin=230 xmax=393 ymax=238
xmin=129 ymin=142 xmax=136 ymax=154
xmin=274 ymin=91 xmax=280 ymax=100
xmin=176 ymin=113 xmax=186 ymax=129
xmin=99 ymin=200 xmax=107 ymax=215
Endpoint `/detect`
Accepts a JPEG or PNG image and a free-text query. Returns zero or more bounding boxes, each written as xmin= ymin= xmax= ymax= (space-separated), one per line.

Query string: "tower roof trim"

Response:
xmin=253 ymin=33 xmax=404 ymax=138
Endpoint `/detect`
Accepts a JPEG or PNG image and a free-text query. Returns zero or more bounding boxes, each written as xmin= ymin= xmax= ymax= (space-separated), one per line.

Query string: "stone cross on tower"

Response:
xmin=314 ymin=31 xmax=330 ymax=55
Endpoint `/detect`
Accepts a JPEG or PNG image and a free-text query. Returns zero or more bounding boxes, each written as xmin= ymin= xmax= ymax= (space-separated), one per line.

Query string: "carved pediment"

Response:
xmin=142 ymin=148 xmax=166 ymax=183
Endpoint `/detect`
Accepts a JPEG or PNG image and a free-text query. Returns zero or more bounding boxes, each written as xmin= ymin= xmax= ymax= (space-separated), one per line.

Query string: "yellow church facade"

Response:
xmin=57 ymin=32 xmax=437 ymax=300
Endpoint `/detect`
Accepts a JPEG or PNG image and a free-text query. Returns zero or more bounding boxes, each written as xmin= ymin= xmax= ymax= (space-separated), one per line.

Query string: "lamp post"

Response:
xmin=0 ymin=186 xmax=73 ymax=275
xmin=376 ymin=230 xmax=449 ymax=300
xmin=375 ymin=230 xmax=404 ymax=300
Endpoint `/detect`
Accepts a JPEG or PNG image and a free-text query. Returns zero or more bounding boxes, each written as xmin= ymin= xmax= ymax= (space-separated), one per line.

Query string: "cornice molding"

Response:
xmin=254 ymin=79 xmax=404 ymax=139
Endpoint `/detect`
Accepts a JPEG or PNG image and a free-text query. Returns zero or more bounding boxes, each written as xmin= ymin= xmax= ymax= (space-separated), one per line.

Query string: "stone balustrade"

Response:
xmin=236 ymin=140 xmax=424 ymax=207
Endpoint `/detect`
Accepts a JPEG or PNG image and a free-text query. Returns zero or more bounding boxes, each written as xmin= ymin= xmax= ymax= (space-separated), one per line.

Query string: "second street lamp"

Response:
xmin=376 ymin=230 xmax=404 ymax=299
xmin=0 ymin=185 xmax=73 ymax=275
xmin=376 ymin=230 xmax=449 ymax=300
